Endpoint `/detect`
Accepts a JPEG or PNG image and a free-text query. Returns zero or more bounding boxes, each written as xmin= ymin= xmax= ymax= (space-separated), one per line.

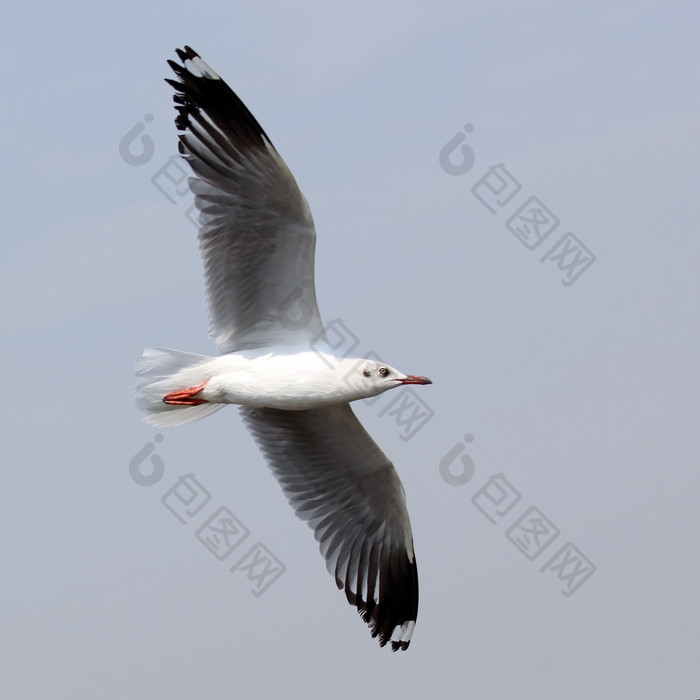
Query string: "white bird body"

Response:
xmin=137 ymin=345 xmax=416 ymax=421
xmin=135 ymin=46 xmax=432 ymax=651
xmin=204 ymin=348 xmax=357 ymax=408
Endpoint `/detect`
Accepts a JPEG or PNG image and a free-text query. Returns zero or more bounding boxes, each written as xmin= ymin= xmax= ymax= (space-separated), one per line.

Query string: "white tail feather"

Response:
xmin=135 ymin=347 xmax=225 ymax=427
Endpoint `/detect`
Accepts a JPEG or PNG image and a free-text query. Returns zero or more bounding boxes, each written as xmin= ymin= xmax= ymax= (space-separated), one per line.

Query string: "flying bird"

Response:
xmin=135 ymin=46 xmax=431 ymax=651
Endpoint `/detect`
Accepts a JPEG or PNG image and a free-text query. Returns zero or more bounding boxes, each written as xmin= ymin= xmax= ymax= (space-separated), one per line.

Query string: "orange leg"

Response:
xmin=163 ymin=381 xmax=209 ymax=406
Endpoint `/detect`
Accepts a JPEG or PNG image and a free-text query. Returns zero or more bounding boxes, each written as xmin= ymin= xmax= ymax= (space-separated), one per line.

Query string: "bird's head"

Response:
xmin=352 ymin=360 xmax=432 ymax=399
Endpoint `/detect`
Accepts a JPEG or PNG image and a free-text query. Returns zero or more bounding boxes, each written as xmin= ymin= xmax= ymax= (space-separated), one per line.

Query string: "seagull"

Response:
xmin=135 ymin=46 xmax=432 ymax=651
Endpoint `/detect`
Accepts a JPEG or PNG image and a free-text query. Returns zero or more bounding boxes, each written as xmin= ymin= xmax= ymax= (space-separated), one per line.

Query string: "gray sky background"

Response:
xmin=2 ymin=1 xmax=699 ymax=698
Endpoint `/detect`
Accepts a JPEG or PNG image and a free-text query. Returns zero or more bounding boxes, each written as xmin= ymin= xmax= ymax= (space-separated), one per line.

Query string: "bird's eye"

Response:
xmin=378 ymin=366 xmax=389 ymax=376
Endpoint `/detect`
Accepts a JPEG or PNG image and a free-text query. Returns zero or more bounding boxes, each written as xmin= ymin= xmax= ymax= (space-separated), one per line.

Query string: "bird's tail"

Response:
xmin=135 ymin=347 xmax=225 ymax=427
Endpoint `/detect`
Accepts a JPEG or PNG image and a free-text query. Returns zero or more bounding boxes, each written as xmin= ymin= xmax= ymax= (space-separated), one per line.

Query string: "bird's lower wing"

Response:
xmin=240 ymin=403 xmax=418 ymax=651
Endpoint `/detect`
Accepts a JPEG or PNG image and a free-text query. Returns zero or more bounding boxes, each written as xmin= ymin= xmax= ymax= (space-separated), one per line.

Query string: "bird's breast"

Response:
xmin=203 ymin=350 xmax=358 ymax=409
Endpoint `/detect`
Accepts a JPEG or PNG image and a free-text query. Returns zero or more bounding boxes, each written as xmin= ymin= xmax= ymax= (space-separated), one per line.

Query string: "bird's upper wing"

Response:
xmin=240 ymin=403 xmax=418 ymax=651
xmin=166 ymin=46 xmax=324 ymax=353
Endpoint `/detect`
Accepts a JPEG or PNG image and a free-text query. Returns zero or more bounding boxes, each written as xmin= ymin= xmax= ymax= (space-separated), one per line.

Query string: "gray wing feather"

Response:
xmin=167 ymin=47 xmax=324 ymax=353
xmin=240 ymin=403 xmax=418 ymax=651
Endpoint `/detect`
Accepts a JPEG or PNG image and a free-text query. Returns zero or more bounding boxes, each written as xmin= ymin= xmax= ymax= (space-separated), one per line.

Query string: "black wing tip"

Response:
xmin=175 ymin=45 xmax=199 ymax=62
xmin=164 ymin=45 xmax=274 ymax=151
xmin=391 ymin=639 xmax=411 ymax=652
xmin=356 ymin=607 xmax=414 ymax=651
xmin=347 ymin=553 xmax=418 ymax=652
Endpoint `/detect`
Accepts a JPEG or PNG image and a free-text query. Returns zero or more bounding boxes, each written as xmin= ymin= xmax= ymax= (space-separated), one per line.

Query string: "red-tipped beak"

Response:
xmin=399 ymin=375 xmax=432 ymax=385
